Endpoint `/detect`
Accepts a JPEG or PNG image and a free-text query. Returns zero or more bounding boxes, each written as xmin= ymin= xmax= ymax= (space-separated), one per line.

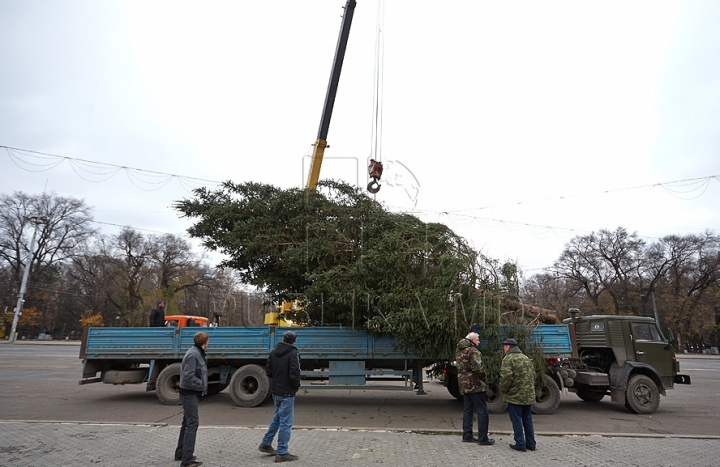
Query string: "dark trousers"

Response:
xmin=507 ymin=403 xmax=535 ymax=449
xmin=175 ymin=393 xmax=200 ymax=465
xmin=462 ymin=391 xmax=490 ymax=442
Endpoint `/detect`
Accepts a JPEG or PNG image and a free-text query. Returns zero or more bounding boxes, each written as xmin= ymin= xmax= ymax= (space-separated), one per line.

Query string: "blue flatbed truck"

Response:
xmin=79 ymin=312 xmax=689 ymax=414
xmin=79 ymin=325 xmax=440 ymax=407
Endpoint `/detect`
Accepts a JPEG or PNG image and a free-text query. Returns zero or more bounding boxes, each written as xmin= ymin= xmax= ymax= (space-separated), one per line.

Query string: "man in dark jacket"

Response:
xmin=149 ymin=300 xmax=165 ymax=327
xmin=455 ymin=332 xmax=495 ymax=445
xmin=499 ymin=338 xmax=536 ymax=452
xmin=259 ymin=330 xmax=301 ymax=462
xmin=174 ymin=332 xmax=209 ymax=467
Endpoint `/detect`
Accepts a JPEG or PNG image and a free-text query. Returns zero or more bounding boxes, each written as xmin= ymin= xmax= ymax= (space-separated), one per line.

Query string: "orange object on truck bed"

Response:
xmin=165 ymin=315 xmax=209 ymax=327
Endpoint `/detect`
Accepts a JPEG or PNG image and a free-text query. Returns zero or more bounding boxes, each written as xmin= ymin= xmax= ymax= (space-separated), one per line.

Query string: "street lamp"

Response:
xmin=9 ymin=215 xmax=47 ymax=343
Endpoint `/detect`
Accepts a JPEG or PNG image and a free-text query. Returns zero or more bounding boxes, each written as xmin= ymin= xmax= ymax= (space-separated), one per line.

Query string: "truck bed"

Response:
xmin=82 ymin=326 xmax=437 ymax=368
xmin=83 ymin=324 xmax=573 ymax=364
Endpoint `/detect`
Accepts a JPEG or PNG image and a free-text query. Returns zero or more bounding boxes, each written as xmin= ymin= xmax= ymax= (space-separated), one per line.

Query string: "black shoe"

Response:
xmin=175 ymin=456 xmax=196 ymax=462
xmin=259 ymin=444 xmax=277 ymax=455
xmin=478 ymin=438 xmax=495 ymax=446
xmin=462 ymin=437 xmax=478 ymax=443
xmin=182 ymin=462 xmax=203 ymax=467
xmin=527 ymin=446 xmax=536 ymax=451
xmin=275 ymin=453 xmax=299 ymax=462
xmin=509 ymin=444 xmax=527 ymax=452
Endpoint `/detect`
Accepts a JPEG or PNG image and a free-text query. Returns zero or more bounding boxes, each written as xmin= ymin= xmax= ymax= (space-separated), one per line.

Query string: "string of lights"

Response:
xmin=3 ymin=144 xmax=717 ymax=245
xmin=443 ymin=174 xmax=720 ymax=213
xmin=3 ymin=145 xmax=222 ymax=192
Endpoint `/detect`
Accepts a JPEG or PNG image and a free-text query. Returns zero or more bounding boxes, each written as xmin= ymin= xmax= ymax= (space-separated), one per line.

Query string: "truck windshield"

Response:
xmin=632 ymin=323 xmax=663 ymax=342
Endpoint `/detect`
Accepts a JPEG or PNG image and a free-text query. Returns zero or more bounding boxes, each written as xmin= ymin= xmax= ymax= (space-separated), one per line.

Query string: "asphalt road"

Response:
xmin=1 ymin=342 xmax=717 ymax=436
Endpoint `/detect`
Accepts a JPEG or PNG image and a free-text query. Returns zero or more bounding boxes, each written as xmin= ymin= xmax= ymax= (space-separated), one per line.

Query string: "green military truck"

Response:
xmin=444 ymin=309 xmax=691 ymax=415
xmin=549 ymin=309 xmax=691 ymax=414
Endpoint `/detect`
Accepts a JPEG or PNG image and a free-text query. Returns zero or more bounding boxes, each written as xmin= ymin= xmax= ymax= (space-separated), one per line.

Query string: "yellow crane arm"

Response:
xmin=304 ymin=0 xmax=356 ymax=190
xmin=306 ymin=139 xmax=328 ymax=190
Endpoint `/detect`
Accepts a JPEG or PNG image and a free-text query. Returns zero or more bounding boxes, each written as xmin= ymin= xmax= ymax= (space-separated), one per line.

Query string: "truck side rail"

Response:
xmin=471 ymin=324 xmax=573 ymax=358
xmin=84 ymin=325 xmax=573 ymax=362
xmin=84 ymin=327 xmax=179 ymax=359
xmin=83 ymin=326 xmax=430 ymax=362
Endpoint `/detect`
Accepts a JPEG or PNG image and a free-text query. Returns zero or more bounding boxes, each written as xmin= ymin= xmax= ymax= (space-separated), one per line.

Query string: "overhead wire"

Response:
xmin=444 ymin=174 xmax=720 ymax=213
xmin=1 ymin=145 xmax=222 ymax=190
xmin=391 ymin=205 xmax=670 ymax=243
xmin=3 ymin=144 xmax=717 ymax=244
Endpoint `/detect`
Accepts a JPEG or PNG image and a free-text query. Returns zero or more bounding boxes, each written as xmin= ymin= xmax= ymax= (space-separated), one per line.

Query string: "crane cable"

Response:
xmin=368 ymin=0 xmax=385 ymax=194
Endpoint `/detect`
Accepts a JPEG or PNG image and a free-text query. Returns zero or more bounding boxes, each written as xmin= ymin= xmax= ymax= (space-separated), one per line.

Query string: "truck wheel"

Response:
xmin=531 ymin=377 xmax=560 ymax=415
xmin=446 ymin=374 xmax=462 ymax=401
xmin=486 ymin=383 xmax=508 ymax=414
xmin=229 ymin=364 xmax=270 ymax=407
xmin=624 ymin=374 xmax=660 ymax=414
xmin=577 ymin=388 xmax=605 ymax=402
xmin=156 ymin=363 xmax=182 ymax=406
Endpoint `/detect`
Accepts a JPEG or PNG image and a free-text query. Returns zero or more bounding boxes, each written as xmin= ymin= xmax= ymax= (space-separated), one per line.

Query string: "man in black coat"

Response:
xmin=149 ymin=300 xmax=165 ymax=327
xmin=258 ymin=330 xmax=301 ymax=462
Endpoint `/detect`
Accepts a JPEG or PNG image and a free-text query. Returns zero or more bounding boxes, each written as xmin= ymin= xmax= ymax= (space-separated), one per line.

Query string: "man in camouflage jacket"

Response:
xmin=499 ymin=338 xmax=536 ymax=452
xmin=455 ymin=332 xmax=494 ymax=445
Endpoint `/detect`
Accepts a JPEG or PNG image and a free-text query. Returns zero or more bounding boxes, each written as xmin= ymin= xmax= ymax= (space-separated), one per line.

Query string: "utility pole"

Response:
xmin=9 ymin=216 xmax=46 ymax=343
xmin=651 ymin=292 xmax=662 ymax=333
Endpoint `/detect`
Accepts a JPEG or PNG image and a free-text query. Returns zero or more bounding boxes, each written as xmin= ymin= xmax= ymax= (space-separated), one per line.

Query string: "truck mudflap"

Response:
xmin=674 ymin=374 xmax=691 ymax=384
xmin=609 ymin=361 xmax=666 ymax=396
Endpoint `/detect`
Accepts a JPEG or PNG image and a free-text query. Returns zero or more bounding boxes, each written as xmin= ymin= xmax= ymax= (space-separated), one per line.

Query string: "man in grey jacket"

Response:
xmin=174 ymin=332 xmax=209 ymax=467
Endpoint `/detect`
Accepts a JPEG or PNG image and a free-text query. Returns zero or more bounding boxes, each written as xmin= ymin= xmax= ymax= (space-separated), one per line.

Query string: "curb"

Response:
xmin=2 ymin=419 xmax=718 ymax=440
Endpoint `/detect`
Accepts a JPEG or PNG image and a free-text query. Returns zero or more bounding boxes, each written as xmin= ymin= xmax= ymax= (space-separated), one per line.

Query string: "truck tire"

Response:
xmin=446 ymin=374 xmax=462 ymax=401
xmin=576 ymin=388 xmax=606 ymax=402
xmin=624 ymin=374 xmax=660 ymax=414
xmin=531 ymin=377 xmax=560 ymax=415
xmin=156 ymin=363 xmax=182 ymax=406
xmin=486 ymin=383 xmax=508 ymax=414
xmin=229 ymin=364 xmax=270 ymax=407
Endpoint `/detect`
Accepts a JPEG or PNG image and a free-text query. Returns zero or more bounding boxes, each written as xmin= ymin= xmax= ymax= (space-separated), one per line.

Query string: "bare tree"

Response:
xmin=0 ymin=191 xmax=95 ymax=333
xmin=658 ymin=232 xmax=720 ymax=348
xmin=62 ymin=235 xmax=123 ymax=326
xmin=521 ymin=272 xmax=584 ymax=318
xmin=527 ymin=228 xmax=720 ymax=348
xmin=0 ymin=191 xmax=95 ymax=285
xmin=147 ymin=234 xmax=211 ymax=307
xmin=108 ymin=228 xmax=154 ymax=326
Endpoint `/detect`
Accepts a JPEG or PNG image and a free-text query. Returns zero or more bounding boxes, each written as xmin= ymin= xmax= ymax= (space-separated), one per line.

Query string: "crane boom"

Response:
xmin=305 ymin=0 xmax=357 ymax=190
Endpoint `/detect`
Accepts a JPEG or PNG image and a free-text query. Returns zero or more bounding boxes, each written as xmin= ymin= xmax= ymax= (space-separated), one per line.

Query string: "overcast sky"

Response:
xmin=2 ymin=0 xmax=719 ymax=275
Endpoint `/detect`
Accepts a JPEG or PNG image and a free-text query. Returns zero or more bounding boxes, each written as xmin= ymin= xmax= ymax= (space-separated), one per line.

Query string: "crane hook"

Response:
xmin=367 ymin=159 xmax=383 ymax=194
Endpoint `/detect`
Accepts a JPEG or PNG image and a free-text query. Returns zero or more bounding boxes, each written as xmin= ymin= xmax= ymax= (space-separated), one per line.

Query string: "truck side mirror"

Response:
xmin=665 ymin=328 xmax=676 ymax=349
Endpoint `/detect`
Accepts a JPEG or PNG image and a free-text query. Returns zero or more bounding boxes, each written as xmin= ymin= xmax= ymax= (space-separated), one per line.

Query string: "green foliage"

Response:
xmin=177 ymin=179 xmax=552 ymax=377
xmin=475 ymin=321 xmax=549 ymax=391
xmin=177 ymin=180 xmax=509 ymax=357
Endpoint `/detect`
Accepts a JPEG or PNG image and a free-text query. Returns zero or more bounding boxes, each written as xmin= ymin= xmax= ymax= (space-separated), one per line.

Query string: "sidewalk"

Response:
xmin=0 ymin=339 xmax=80 ymax=345
xmin=1 ymin=420 xmax=717 ymax=467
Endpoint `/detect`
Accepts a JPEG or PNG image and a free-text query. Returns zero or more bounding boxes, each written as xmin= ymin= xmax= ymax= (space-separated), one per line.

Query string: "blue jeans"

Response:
xmin=261 ymin=395 xmax=295 ymax=455
xmin=175 ymin=393 xmax=200 ymax=465
xmin=462 ymin=392 xmax=490 ymax=442
xmin=507 ymin=403 xmax=535 ymax=449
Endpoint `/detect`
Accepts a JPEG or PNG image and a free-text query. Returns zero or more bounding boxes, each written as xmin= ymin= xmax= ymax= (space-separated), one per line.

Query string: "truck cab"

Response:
xmin=560 ymin=313 xmax=691 ymax=413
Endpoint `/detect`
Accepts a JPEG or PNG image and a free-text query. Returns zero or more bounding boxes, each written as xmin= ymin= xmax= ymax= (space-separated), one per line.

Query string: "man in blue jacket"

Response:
xmin=175 ymin=332 xmax=209 ymax=467
xmin=259 ymin=330 xmax=301 ymax=462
